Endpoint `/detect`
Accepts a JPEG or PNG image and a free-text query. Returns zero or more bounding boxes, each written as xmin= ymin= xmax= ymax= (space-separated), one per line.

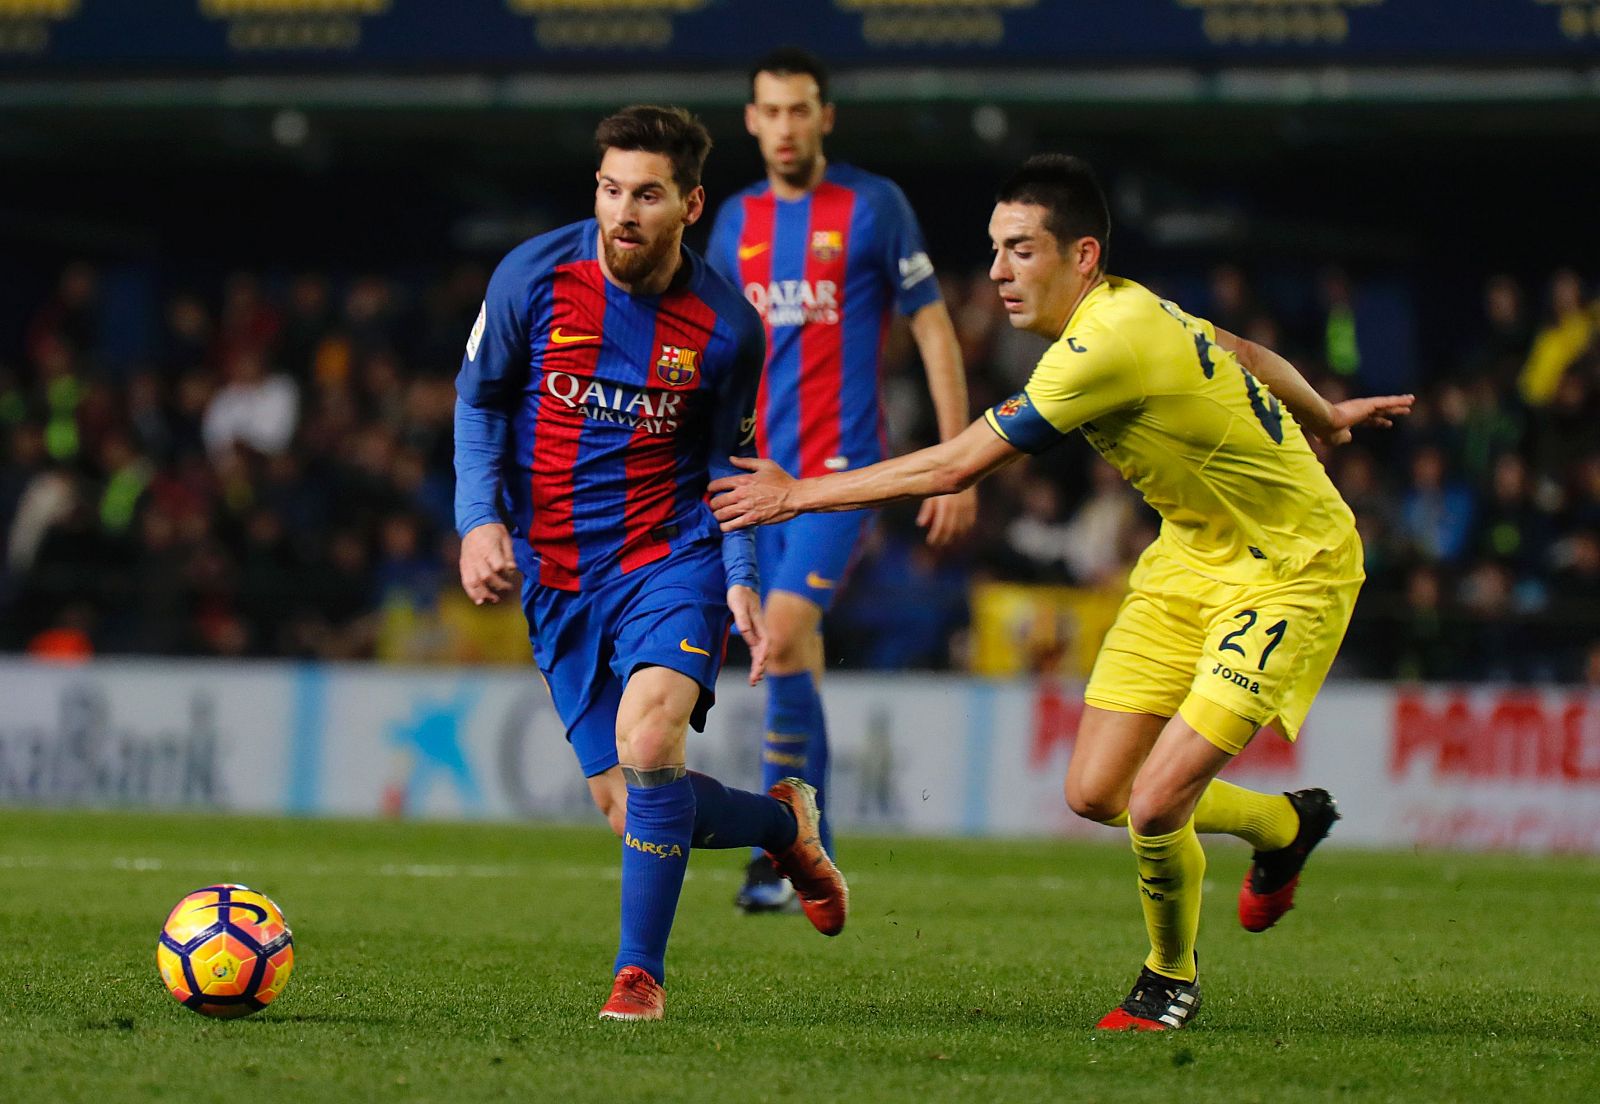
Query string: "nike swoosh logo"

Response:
xmin=679 ymin=639 xmax=711 ymax=656
xmin=805 ymin=572 xmax=835 ymax=590
xmin=550 ymin=328 xmax=600 ymax=345
xmin=737 ymin=243 xmax=769 ymax=260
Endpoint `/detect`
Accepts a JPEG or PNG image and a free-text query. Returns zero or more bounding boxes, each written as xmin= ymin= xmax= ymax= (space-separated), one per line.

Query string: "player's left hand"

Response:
xmin=917 ymin=486 xmax=977 ymax=548
xmin=726 ymin=584 xmax=768 ymax=685
xmin=1319 ymin=394 xmax=1415 ymax=446
xmin=710 ymin=457 xmax=798 ymax=530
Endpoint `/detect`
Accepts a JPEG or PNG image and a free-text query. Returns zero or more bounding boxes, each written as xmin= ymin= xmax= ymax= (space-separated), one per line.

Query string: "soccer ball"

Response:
xmin=156 ymin=884 xmax=295 ymax=1018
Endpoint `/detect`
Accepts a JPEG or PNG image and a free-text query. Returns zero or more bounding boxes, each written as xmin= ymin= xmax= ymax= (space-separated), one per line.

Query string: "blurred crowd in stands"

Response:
xmin=3 ymin=257 xmax=1598 ymax=685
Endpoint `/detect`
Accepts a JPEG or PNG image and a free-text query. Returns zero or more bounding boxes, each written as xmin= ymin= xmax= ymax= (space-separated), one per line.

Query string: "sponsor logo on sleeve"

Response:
xmin=898 ymin=251 xmax=934 ymax=289
xmin=466 ymin=301 xmax=486 ymax=360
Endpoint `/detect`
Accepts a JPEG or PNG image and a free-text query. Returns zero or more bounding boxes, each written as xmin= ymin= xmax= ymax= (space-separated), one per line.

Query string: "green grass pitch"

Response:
xmin=1 ymin=808 xmax=1596 ymax=1103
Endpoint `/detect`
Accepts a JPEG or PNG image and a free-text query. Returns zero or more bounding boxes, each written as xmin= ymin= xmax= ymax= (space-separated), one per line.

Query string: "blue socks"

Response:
xmin=760 ymin=671 xmax=832 ymax=856
xmin=688 ymin=771 xmax=796 ymax=852
xmin=615 ymin=775 xmax=695 ymax=985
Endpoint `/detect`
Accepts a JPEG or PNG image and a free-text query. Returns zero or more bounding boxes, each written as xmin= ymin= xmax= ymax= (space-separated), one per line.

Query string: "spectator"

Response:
xmin=1399 ymin=445 xmax=1477 ymax=565
xmin=201 ymin=349 xmax=298 ymax=458
xmin=1472 ymin=454 xmax=1551 ymax=579
xmin=4 ymin=257 xmax=1597 ymax=682
xmin=1520 ymin=269 xmax=1597 ymax=405
xmin=1465 ymin=275 xmax=1532 ymax=388
xmin=1061 ymin=458 xmax=1141 ymax=587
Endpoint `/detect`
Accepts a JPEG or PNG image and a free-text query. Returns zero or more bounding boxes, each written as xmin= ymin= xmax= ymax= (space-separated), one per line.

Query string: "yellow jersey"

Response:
xmin=984 ymin=276 xmax=1354 ymax=584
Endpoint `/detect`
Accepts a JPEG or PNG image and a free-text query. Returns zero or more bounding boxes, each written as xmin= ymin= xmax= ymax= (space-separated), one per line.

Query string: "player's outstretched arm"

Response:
xmin=1213 ymin=327 xmax=1412 ymax=445
xmin=711 ymin=417 xmax=1021 ymax=531
xmin=908 ymin=301 xmax=978 ymax=547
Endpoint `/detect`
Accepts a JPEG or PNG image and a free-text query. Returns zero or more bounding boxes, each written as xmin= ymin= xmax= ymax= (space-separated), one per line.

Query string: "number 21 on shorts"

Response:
xmin=1217 ymin=609 xmax=1289 ymax=671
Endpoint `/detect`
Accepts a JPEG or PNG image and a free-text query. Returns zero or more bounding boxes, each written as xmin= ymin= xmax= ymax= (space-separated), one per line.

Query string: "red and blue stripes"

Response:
xmin=529 ymin=260 xmax=605 ymax=590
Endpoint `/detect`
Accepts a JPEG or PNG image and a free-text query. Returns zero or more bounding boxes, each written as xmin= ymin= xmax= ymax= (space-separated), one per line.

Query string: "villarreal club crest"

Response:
xmin=654 ymin=344 xmax=699 ymax=389
xmin=995 ymin=393 xmax=1030 ymax=419
xmin=157 ymin=884 xmax=295 ymax=1018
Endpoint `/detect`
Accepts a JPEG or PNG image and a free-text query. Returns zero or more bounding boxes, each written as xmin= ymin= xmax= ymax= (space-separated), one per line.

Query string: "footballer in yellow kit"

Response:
xmin=984 ymin=275 xmax=1365 ymax=755
xmin=711 ymin=153 xmax=1412 ymax=1032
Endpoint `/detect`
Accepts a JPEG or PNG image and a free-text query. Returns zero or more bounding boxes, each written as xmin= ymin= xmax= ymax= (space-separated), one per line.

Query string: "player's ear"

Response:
xmin=821 ymin=102 xmax=836 ymax=136
xmin=744 ymin=103 xmax=759 ymax=137
xmin=1077 ymin=236 xmax=1102 ymax=274
xmin=683 ymin=185 xmax=706 ymax=226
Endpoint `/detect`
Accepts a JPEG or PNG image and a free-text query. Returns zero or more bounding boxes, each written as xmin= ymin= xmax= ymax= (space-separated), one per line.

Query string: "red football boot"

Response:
xmin=1095 ymin=966 xmax=1201 ymax=1031
xmin=1238 ymin=788 xmax=1340 ymax=933
xmin=598 ymin=966 xmax=664 ymax=1021
xmin=764 ymin=778 xmax=848 ymax=936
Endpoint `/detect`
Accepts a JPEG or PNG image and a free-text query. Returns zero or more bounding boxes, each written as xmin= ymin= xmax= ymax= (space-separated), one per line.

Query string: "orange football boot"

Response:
xmin=765 ymin=778 xmax=848 ymax=936
xmin=598 ymin=965 xmax=664 ymax=1022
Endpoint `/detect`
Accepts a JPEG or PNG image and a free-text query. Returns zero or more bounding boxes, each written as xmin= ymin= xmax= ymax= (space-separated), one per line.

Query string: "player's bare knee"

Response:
xmin=1127 ymin=784 xmax=1186 ymax=836
xmin=1065 ymin=781 xmax=1126 ymax=825
xmin=617 ymin=710 xmax=690 ymax=770
xmin=766 ymin=627 xmax=815 ymax=675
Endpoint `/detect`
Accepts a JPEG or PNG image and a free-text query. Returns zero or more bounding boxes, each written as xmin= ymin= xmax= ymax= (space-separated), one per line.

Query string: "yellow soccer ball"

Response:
xmin=156 ymin=884 xmax=295 ymax=1018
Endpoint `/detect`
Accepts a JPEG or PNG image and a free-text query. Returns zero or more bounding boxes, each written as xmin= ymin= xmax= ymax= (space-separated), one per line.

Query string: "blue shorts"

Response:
xmin=756 ymin=510 xmax=873 ymax=612
xmin=524 ymin=539 xmax=731 ymax=778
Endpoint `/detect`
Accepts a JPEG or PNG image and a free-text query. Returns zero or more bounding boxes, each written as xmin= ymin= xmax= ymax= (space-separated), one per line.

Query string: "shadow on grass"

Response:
xmin=247 ymin=1012 xmax=399 ymax=1027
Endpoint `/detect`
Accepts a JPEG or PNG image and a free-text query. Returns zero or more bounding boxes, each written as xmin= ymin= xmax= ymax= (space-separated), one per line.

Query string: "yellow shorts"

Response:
xmin=1084 ymin=532 xmax=1364 ymax=755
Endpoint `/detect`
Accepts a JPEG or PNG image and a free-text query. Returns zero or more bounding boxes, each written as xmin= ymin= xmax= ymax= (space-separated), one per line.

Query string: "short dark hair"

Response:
xmin=748 ymin=46 xmax=830 ymax=104
xmin=996 ymin=154 xmax=1111 ymax=267
xmin=594 ymin=105 xmax=712 ymax=195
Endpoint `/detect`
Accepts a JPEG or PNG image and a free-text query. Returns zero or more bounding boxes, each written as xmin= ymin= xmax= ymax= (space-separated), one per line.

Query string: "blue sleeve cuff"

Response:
xmin=721 ymin=528 xmax=759 ymax=591
xmin=453 ymin=397 xmax=508 ymax=536
xmin=985 ymin=391 xmax=1066 ymax=455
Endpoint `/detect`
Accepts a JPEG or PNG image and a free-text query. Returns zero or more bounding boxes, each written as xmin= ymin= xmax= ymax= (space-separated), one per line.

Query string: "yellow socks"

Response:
xmin=1129 ymin=820 xmax=1205 ymax=982
xmin=1192 ymin=779 xmax=1297 ymax=851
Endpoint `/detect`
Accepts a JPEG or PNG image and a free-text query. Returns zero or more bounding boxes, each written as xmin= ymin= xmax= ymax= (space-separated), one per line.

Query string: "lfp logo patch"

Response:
xmin=655 ymin=345 xmax=699 ymax=389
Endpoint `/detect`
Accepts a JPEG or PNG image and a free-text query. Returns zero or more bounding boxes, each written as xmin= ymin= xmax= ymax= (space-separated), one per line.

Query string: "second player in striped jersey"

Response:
xmin=707 ymin=48 xmax=977 ymax=911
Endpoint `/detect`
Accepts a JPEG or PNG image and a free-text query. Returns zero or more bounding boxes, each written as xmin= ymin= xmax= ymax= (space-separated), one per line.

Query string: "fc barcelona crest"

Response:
xmin=655 ymin=344 xmax=699 ymax=389
xmin=810 ymin=230 xmax=843 ymax=263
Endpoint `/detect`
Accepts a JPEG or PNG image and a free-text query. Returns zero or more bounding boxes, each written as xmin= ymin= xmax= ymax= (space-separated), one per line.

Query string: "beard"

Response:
xmin=602 ymin=226 xmax=677 ymax=284
xmin=773 ymin=152 xmax=820 ymax=190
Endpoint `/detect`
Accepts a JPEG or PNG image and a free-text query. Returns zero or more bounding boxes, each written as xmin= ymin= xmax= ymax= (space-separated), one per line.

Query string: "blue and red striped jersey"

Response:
xmin=707 ymin=163 xmax=942 ymax=479
xmin=454 ymin=219 xmax=764 ymax=593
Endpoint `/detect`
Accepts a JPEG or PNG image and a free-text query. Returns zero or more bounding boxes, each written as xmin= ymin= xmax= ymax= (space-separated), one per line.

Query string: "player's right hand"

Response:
xmin=1320 ymin=394 xmax=1415 ymax=446
xmin=727 ymin=584 xmax=768 ymax=686
xmin=460 ymin=523 xmax=518 ymax=606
